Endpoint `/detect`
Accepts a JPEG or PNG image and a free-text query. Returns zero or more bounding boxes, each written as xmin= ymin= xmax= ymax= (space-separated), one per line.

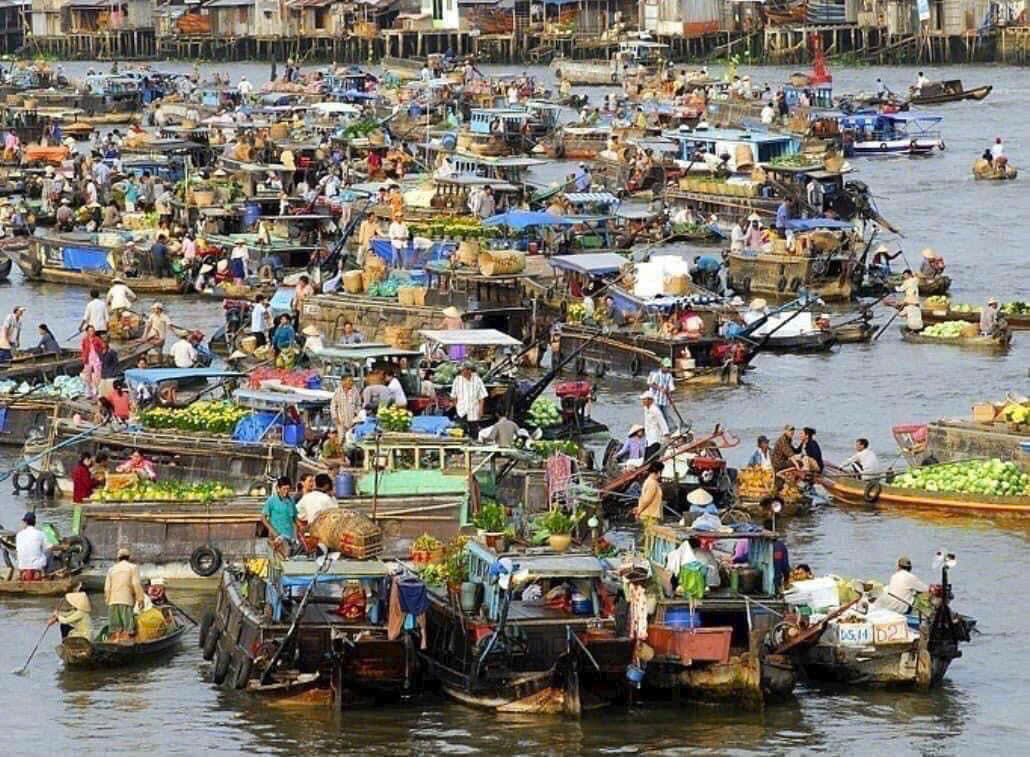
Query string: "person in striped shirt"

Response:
xmin=647 ymin=358 xmax=676 ymax=427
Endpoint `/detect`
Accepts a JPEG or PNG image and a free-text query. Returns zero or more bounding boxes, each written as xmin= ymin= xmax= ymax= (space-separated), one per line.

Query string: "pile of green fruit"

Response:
xmin=409 ymin=216 xmax=500 ymax=241
xmin=922 ymin=321 xmax=967 ymax=339
xmin=925 ymin=295 xmax=949 ymax=308
xmin=528 ymin=439 xmax=580 ymax=458
xmin=89 ymin=480 xmax=235 ymax=503
xmin=432 ymin=361 xmax=461 ymax=385
xmin=567 ymin=303 xmax=587 ymax=323
xmin=527 ymin=397 xmax=562 ymax=428
xmin=377 ymin=404 xmax=412 ymax=432
xmin=1001 ymin=302 xmax=1030 ymax=315
xmin=138 ymin=401 xmax=252 ymax=434
xmin=892 ymin=459 xmax=1030 ymax=497
xmin=950 ymin=304 xmax=980 ymax=313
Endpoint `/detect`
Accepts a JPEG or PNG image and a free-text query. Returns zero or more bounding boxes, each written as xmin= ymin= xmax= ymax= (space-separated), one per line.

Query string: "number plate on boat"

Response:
xmin=873 ymin=619 xmax=911 ymax=644
xmin=836 ymin=622 xmax=872 ymax=646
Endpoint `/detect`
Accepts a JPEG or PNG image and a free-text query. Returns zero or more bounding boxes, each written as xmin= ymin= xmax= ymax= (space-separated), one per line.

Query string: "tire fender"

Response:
xmin=879 ymin=142 xmax=888 ymax=152
xmin=199 ymin=611 xmax=216 ymax=649
xmin=13 ymin=470 xmax=36 ymax=493
xmin=202 ymin=626 xmax=221 ymax=661
xmin=232 ymin=654 xmax=253 ymax=690
xmin=863 ymin=481 xmax=882 ymax=504
xmin=213 ymin=648 xmax=231 ymax=685
xmin=63 ymin=535 xmax=92 ymax=569
xmin=190 ymin=545 xmax=223 ymax=577
xmin=776 ymin=276 xmax=787 ymax=293
xmin=36 ymin=472 xmax=57 ymax=499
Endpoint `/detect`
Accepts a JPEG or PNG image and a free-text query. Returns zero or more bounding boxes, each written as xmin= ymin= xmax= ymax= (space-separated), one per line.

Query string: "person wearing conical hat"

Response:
xmin=919 ymin=247 xmax=944 ymax=279
xmin=105 ymin=546 xmax=145 ymax=642
xmin=744 ymin=211 xmax=765 ymax=249
xmin=48 ymin=591 xmax=93 ymax=640
xmin=142 ymin=301 xmax=171 ymax=346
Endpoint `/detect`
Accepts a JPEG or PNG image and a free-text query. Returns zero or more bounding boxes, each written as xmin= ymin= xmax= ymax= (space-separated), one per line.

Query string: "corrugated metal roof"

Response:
xmin=563 ymin=192 xmax=619 ymax=205
xmin=418 ymin=329 xmax=522 ymax=347
xmin=204 ymin=0 xmax=253 ymax=8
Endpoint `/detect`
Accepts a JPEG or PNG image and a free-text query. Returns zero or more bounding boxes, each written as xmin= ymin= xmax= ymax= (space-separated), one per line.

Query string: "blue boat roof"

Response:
xmin=123 ymin=368 xmax=245 ymax=385
xmin=550 ymin=253 xmax=629 ymax=276
xmin=783 ymin=218 xmax=854 ymax=232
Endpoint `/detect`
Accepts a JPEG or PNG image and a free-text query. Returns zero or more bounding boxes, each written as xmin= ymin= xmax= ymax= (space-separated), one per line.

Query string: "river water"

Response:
xmin=0 ymin=60 xmax=1027 ymax=755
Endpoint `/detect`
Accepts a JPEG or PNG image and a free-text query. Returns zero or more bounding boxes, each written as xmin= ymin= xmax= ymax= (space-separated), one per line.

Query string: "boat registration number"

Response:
xmin=873 ymin=619 xmax=910 ymax=644
xmin=836 ymin=622 xmax=872 ymax=646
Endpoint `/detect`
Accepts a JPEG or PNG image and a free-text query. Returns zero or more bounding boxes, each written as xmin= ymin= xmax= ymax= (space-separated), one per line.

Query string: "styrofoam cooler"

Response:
xmin=634 ymin=262 xmax=664 ymax=298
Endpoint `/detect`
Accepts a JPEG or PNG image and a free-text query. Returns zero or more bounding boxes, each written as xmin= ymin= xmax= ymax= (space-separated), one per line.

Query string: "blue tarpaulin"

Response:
xmin=62 ymin=247 xmax=110 ymax=272
xmin=124 ymin=368 xmax=245 ymax=386
xmin=783 ymin=218 xmax=854 ymax=232
xmin=483 ymin=211 xmax=577 ymax=230
xmin=369 ymin=238 xmax=455 ymax=268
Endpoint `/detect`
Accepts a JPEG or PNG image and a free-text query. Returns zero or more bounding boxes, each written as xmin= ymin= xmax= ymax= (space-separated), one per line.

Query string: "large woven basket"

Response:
xmin=307 ymin=509 xmax=383 ymax=559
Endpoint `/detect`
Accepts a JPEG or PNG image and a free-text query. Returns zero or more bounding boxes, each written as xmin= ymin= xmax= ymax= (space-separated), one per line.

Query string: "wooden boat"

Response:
xmin=549 ymin=40 xmax=668 ymax=86
xmin=909 ymin=80 xmax=991 ymax=105
xmin=642 ymin=525 xmax=796 ymax=704
xmin=921 ymin=307 xmax=1030 ymax=331
xmin=57 ymin=607 xmax=188 ymax=667
xmin=832 ymin=321 xmax=876 ymax=343
xmin=541 ymin=126 xmax=610 ymax=160
xmin=893 ymin=417 xmax=1029 ymax=467
xmin=0 ymin=339 xmax=151 ymax=383
xmin=0 ymin=575 xmax=79 ymax=595
xmin=900 ymin=326 xmax=1011 ymax=351
xmin=822 ymin=474 xmax=1030 ymax=514
xmin=972 ymin=158 xmax=1017 ymax=180
xmin=726 ymin=248 xmax=854 ymax=303
xmin=5 ymin=235 xmax=185 ymax=293
xmin=420 ymin=543 xmax=634 ymax=716
xmin=886 ymin=272 xmax=951 ymax=296
xmin=204 ymin=555 xmax=423 ymax=702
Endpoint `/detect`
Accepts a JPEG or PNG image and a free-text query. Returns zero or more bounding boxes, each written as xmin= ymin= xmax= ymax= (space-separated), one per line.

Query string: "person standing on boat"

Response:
xmin=775 ymin=198 xmax=791 ymax=233
xmin=647 ymin=359 xmax=676 ymax=428
xmin=897 ymin=269 xmax=920 ymax=306
xmin=914 ymin=71 xmax=929 ymax=93
xmin=105 ymin=547 xmax=146 ymax=643
xmin=250 ymin=294 xmax=271 ymax=348
xmin=875 ymin=556 xmax=928 ymax=614
xmin=980 ymin=298 xmax=1001 ymax=336
xmin=15 ymin=512 xmax=50 ymax=581
xmin=229 ymin=241 xmax=249 ymax=281
xmin=262 ymin=476 xmax=298 ymax=552
xmin=633 ymin=461 xmax=664 ymax=525
xmin=771 ymin=425 xmax=798 ymax=474
xmin=730 ymin=217 xmax=746 ymax=253
xmin=330 ymin=376 xmax=361 ymax=438
xmin=48 ymin=592 xmax=93 ymax=641
xmin=990 ymin=137 xmax=1005 ymax=166
xmin=149 ymin=234 xmax=171 ymax=278
xmin=641 ymin=391 xmax=669 ymax=460
xmin=81 ymin=292 xmax=109 ymax=339
xmin=106 ymin=277 xmax=136 ymax=324
xmin=0 ymin=304 xmax=24 ymax=361
xmin=452 ymin=362 xmax=488 ymax=434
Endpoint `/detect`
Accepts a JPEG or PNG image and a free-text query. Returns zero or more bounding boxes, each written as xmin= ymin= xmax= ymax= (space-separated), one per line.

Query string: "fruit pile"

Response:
xmin=736 ymin=466 xmax=802 ymax=502
xmin=247 ymin=368 xmax=320 ymax=389
xmin=1002 ymin=402 xmax=1030 ymax=425
xmin=138 ymin=401 xmax=252 ymax=434
xmin=567 ymin=303 xmax=587 ymax=323
xmin=527 ymin=397 xmax=562 ymax=428
xmin=892 ymin=459 xmax=1030 ymax=497
xmin=925 ymin=295 xmax=949 ymax=308
xmin=89 ymin=480 xmax=235 ymax=503
xmin=922 ymin=321 xmax=968 ymax=339
xmin=377 ymin=404 xmax=412 ymax=432
xmin=409 ymin=216 xmax=500 ymax=241
xmin=431 ymin=361 xmax=460 ymax=385
xmin=526 ymin=439 xmax=580 ymax=458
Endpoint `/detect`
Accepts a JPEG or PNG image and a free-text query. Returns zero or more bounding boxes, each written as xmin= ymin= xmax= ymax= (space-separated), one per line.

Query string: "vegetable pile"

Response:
xmin=921 ymin=321 xmax=968 ymax=339
xmin=1002 ymin=402 xmax=1030 ymax=425
xmin=89 ymin=480 xmax=235 ymax=503
xmin=526 ymin=439 xmax=580 ymax=458
xmin=376 ymin=404 xmax=412 ymax=432
xmin=892 ymin=459 xmax=1030 ymax=497
xmin=567 ymin=303 xmax=587 ymax=323
xmin=408 ymin=216 xmax=500 ymax=241
xmin=247 ymin=368 xmax=320 ymax=389
xmin=431 ymin=361 xmax=461 ymax=385
xmin=138 ymin=400 xmax=252 ymax=434
xmin=0 ymin=375 xmax=86 ymax=399
xmin=924 ymin=295 xmax=949 ymax=308
xmin=527 ymin=397 xmax=562 ymax=428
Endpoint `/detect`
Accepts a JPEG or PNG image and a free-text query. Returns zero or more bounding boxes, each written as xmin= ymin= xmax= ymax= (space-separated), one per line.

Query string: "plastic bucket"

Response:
xmin=282 ymin=423 xmax=304 ymax=446
xmin=335 ymin=471 xmax=355 ymax=497
xmin=408 ymin=269 xmax=427 ymax=286
xmin=441 ymin=133 xmax=457 ymax=151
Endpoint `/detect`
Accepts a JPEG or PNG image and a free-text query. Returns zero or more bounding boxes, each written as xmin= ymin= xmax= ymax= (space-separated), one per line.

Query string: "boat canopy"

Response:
xmin=550 ymin=252 xmax=629 ymax=276
xmin=563 ymin=192 xmax=619 ymax=206
xmin=280 ymin=558 xmax=390 ymax=580
xmin=483 ymin=210 xmax=577 ymax=229
xmin=123 ymin=368 xmax=245 ymax=386
xmin=418 ymin=329 xmax=522 ymax=347
xmin=311 ymin=345 xmax=423 ymax=363
xmin=233 ymin=387 xmax=332 ymax=410
xmin=783 ymin=218 xmax=853 ymax=232
xmin=468 ymin=541 xmax=604 ymax=579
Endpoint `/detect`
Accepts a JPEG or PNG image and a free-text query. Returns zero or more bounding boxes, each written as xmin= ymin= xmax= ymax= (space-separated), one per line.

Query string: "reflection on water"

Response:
xmin=0 ymin=58 xmax=1025 ymax=755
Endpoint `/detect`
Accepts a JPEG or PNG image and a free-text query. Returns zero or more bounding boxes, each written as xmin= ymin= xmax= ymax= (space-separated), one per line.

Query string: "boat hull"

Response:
xmin=0 ymin=576 xmax=79 ymax=595
xmin=58 ymin=618 xmax=187 ymax=668
xmin=823 ymin=475 xmax=1030 ymax=514
xmin=900 ymin=326 xmax=1011 ymax=351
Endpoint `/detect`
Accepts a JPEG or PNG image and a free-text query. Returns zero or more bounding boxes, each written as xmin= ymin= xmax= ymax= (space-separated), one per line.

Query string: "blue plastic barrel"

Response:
xmin=242 ymin=202 xmax=260 ymax=230
xmin=282 ymin=423 xmax=304 ymax=446
xmin=335 ymin=471 xmax=355 ymax=497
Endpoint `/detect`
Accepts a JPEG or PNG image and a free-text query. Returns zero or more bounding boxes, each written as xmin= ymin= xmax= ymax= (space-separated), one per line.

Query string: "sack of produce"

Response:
xmin=343 ymin=270 xmax=364 ymax=293
xmin=135 ymin=608 xmax=168 ymax=642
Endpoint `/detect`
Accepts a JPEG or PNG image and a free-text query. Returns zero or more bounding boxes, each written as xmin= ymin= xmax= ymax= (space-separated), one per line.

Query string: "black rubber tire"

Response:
xmin=741 ymin=276 xmax=751 ymax=295
xmin=258 ymin=264 xmax=274 ymax=280
xmin=2 ymin=545 xmax=12 ymax=570
xmin=630 ymin=356 xmax=642 ymax=377
xmin=232 ymin=654 xmax=253 ymax=690
xmin=13 ymin=470 xmax=36 ymax=493
xmin=63 ymin=535 xmax=92 ymax=570
xmin=202 ymin=626 xmax=220 ymax=661
xmin=611 ymin=72 xmax=618 ymax=83
xmin=863 ymin=481 xmax=882 ymax=504
xmin=879 ymin=142 xmax=888 ymax=152
xmin=36 ymin=472 xmax=57 ymax=499
xmin=199 ymin=611 xmax=216 ymax=649
xmin=190 ymin=546 xmax=223 ymax=577
xmin=790 ymin=277 xmax=803 ymax=292
xmin=776 ymin=276 xmax=787 ymax=293
xmin=213 ymin=648 xmax=231 ymax=685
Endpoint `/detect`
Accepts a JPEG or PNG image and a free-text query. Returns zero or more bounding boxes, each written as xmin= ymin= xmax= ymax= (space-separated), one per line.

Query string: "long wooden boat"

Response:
xmin=4 ymin=235 xmax=185 ymax=293
xmin=57 ymin=609 xmax=188 ymax=668
xmin=921 ymin=308 xmax=1030 ymax=331
xmin=886 ymin=273 xmax=951 ymax=296
xmin=909 ymin=80 xmax=991 ymax=105
xmin=972 ymin=159 xmax=1017 ymax=180
xmin=0 ymin=575 xmax=79 ymax=595
xmin=0 ymin=339 xmax=151 ymax=383
xmin=892 ymin=418 xmax=1029 ymax=467
xmin=727 ymin=249 xmax=854 ymax=303
xmin=900 ymin=326 xmax=1011 ymax=351
xmin=822 ymin=474 xmax=1030 ymax=514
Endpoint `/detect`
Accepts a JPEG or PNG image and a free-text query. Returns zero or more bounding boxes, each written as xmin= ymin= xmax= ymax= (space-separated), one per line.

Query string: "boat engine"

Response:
xmin=555 ymin=380 xmax=595 ymax=423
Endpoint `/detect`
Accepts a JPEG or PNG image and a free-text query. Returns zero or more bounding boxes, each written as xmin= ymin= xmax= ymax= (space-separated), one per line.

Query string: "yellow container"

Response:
xmin=136 ymin=608 xmax=168 ymax=642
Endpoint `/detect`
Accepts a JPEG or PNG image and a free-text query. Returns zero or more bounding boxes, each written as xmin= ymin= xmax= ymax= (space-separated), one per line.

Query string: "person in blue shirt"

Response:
xmin=272 ymin=314 xmax=296 ymax=351
xmin=262 ymin=477 xmax=298 ymax=550
xmin=616 ymin=425 xmax=647 ymax=462
xmin=775 ymin=199 xmax=791 ymax=231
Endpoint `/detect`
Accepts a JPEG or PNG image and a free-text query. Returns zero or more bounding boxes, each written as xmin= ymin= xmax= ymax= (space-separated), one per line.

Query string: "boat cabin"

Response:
xmin=783 ymin=83 xmax=834 ymax=109
xmin=663 ymin=126 xmax=800 ymax=169
xmin=619 ymin=39 xmax=670 ymax=66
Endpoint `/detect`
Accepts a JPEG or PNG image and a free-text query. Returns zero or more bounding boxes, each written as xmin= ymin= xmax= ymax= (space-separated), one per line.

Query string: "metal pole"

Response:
xmin=372 ymin=429 xmax=381 ymax=522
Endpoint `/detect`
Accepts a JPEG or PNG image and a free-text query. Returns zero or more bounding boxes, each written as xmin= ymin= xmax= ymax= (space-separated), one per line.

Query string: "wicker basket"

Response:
xmin=457 ymin=240 xmax=480 ymax=266
xmin=307 ymin=509 xmax=383 ymax=559
xmin=478 ymin=249 xmax=525 ymax=277
xmin=343 ymin=270 xmax=364 ymax=293
xmin=384 ymin=325 xmax=413 ymax=348
xmin=269 ymin=122 xmax=289 ymax=140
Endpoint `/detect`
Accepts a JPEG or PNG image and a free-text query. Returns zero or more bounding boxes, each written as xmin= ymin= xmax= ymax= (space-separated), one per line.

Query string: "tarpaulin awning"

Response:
xmin=482 ymin=210 xmax=577 ymax=230
xmin=418 ymin=329 xmax=522 ymax=347
xmin=124 ymin=368 xmax=245 ymax=385
xmin=62 ymin=246 xmax=110 ymax=272
xmin=563 ymin=192 xmax=619 ymax=205
xmin=550 ymin=253 xmax=630 ymax=276
xmin=233 ymin=387 xmax=332 ymax=409
xmin=783 ymin=218 xmax=853 ymax=232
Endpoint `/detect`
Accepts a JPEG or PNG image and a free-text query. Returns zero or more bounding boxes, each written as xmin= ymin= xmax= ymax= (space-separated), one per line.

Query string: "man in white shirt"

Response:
xmin=170 ymin=332 xmax=201 ymax=368
xmin=900 ymin=302 xmax=923 ymax=332
xmin=250 ymin=294 xmax=271 ymax=347
xmin=388 ymin=215 xmax=409 ymax=261
xmin=875 ymin=556 xmax=928 ymax=613
xmin=384 ymin=367 xmax=407 ymax=407
xmin=15 ymin=511 xmax=50 ymax=579
xmin=841 ymin=437 xmax=880 ymax=478
xmin=761 ymin=102 xmax=775 ymax=125
xmin=729 ymin=218 xmax=746 ymax=253
xmin=106 ymin=277 xmax=136 ymax=317
xmin=991 ymin=137 xmax=1005 ymax=163
xmin=0 ymin=305 xmax=24 ymax=359
xmin=452 ymin=363 xmax=487 ymax=426
xmin=80 ymin=289 xmax=109 ymax=334
xmin=641 ymin=391 xmax=669 ymax=458
xmin=237 ymin=76 xmax=253 ymax=96
xmin=296 ymin=473 xmax=338 ymax=524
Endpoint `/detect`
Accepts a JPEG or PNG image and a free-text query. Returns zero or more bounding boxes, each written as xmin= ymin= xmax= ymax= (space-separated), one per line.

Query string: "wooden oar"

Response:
xmin=12 ymin=623 xmax=50 ymax=675
xmin=161 ymin=598 xmax=198 ymax=626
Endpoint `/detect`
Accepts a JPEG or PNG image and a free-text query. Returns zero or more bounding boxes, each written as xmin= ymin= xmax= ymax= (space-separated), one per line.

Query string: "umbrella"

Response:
xmin=482 ymin=210 xmax=578 ymax=230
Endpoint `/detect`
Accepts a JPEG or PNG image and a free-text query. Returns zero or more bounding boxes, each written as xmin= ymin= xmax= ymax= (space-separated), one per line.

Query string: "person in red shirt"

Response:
xmin=105 ymin=379 xmax=131 ymax=420
xmin=71 ymin=452 xmax=98 ymax=503
xmin=80 ymin=324 xmax=103 ymax=366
